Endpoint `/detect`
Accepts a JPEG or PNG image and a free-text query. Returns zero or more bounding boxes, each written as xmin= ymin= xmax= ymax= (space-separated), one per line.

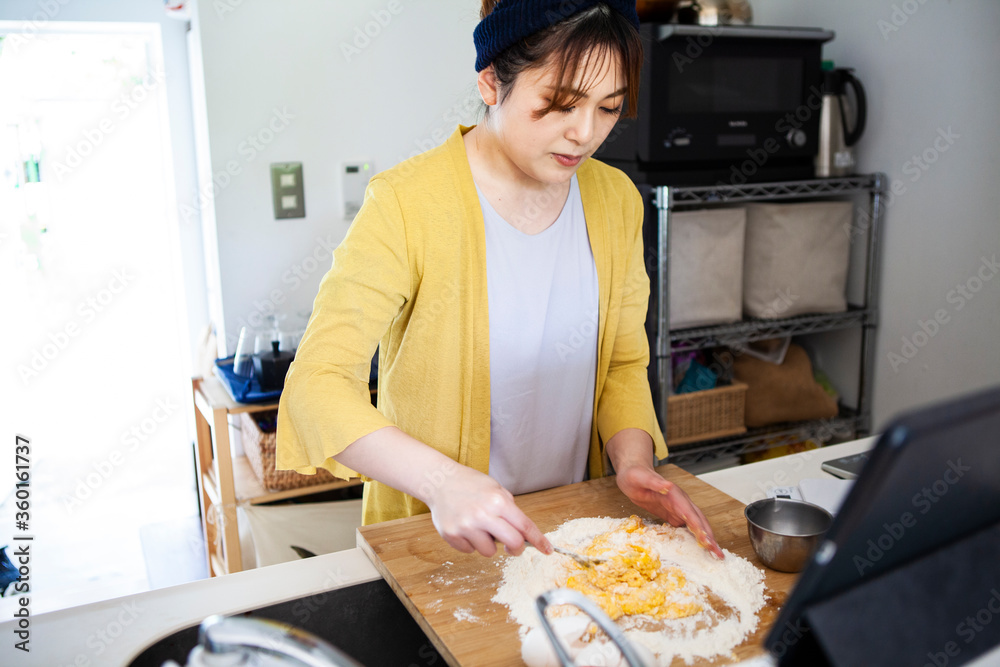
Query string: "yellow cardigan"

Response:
xmin=276 ymin=124 xmax=667 ymax=525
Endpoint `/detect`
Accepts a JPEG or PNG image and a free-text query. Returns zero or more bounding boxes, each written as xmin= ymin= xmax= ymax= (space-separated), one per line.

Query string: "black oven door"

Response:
xmin=638 ymin=25 xmax=831 ymax=167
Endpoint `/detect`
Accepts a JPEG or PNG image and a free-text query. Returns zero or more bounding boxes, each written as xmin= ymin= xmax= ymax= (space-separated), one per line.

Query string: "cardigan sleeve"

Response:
xmin=275 ymin=177 xmax=411 ymax=479
xmin=595 ymin=185 xmax=669 ymax=461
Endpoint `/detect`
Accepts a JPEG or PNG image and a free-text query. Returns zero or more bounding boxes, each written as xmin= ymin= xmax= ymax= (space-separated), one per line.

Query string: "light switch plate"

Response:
xmin=270 ymin=162 xmax=305 ymax=219
xmin=343 ymin=161 xmax=373 ymax=220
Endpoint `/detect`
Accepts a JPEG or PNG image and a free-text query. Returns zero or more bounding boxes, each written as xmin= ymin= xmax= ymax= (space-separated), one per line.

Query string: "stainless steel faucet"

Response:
xmin=174 ymin=614 xmax=363 ymax=667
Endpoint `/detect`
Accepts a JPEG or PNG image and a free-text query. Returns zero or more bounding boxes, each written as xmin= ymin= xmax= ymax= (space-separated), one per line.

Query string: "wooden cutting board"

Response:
xmin=358 ymin=464 xmax=798 ymax=666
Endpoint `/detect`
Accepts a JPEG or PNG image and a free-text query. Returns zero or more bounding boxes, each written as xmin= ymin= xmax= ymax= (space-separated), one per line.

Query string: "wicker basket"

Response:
xmin=240 ymin=410 xmax=337 ymax=492
xmin=667 ymin=381 xmax=747 ymax=446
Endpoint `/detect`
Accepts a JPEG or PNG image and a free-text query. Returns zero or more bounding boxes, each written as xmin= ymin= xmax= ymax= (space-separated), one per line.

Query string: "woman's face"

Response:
xmin=485 ymin=49 xmax=625 ymax=186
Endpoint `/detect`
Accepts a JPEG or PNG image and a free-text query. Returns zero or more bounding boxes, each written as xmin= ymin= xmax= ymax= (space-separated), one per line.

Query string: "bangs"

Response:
xmin=534 ymin=41 xmax=632 ymax=120
xmin=488 ymin=4 xmax=644 ymax=121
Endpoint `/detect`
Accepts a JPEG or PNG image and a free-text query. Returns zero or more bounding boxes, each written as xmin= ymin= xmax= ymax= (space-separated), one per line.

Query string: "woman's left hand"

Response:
xmin=615 ymin=463 xmax=725 ymax=560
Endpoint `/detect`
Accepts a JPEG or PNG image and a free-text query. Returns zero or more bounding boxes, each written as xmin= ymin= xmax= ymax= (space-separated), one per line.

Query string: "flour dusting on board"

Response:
xmin=453 ymin=607 xmax=482 ymax=623
xmin=493 ymin=516 xmax=766 ymax=665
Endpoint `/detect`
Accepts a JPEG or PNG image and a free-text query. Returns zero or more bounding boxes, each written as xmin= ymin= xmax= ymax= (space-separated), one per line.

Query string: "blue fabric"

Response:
xmin=676 ymin=360 xmax=719 ymax=395
xmin=0 ymin=546 xmax=19 ymax=597
xmin=473 ymin=0 xmax=640 ymax=72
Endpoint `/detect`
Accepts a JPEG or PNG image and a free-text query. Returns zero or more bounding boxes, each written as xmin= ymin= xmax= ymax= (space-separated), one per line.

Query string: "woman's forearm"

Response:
xmin=606 ymin=427 xmax=657 ymax=473
xmin=332 ymin=426 xmax=460 ymax=506
xmin=336 ymin=426 xmax=552 ymax=556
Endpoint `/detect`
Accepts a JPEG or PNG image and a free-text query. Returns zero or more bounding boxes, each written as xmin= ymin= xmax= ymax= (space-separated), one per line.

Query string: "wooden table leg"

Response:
xmin=192 ymin=380 xmax=215 ymax=577
xmin=212 ymin=405 xmax=242 ymax=574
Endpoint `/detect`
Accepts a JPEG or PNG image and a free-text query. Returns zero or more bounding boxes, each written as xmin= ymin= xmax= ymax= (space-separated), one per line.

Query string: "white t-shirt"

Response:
xmin=477 ymin=174 xmax=599 ymax=495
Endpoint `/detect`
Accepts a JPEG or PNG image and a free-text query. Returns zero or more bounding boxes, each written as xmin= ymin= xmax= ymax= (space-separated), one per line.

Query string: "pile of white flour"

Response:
xmin=492 ymin=516 xmax=767 ymax=665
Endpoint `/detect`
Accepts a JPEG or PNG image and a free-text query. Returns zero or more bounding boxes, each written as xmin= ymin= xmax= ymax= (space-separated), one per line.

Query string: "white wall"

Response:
xmin=752 ymin=0 xmax=1000 ymax=427
xmin=190 ymin=0 xmax=482 ymax=353
xmin=0 ymin=0 xmax=209 ymax=378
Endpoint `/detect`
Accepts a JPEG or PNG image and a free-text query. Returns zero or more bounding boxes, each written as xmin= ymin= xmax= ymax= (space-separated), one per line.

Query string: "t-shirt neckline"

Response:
xmin=474 ymin=174 xmax=579 ymax=239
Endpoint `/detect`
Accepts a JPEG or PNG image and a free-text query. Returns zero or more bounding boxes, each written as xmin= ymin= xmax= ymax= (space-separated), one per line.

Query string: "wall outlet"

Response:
xmin=270 ymin=162 xmax=305 ymax=219
xmin=343 ymin=161 xmax=373 ymax=220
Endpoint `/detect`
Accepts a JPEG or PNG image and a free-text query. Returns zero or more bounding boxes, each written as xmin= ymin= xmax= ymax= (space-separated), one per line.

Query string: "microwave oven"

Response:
xmin=598 ymin=24 xmax=835 ymax=184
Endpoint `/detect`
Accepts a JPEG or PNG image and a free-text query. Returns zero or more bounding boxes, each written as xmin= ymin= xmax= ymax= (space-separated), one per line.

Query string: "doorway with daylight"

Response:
xmin=0 ymin=21 xmax=205 ymax=614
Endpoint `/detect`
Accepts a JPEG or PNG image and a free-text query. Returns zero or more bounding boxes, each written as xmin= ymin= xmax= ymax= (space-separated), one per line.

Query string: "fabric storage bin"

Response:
xmin=240 ymin=410 xmax=338 ymax=491
xmin=742 ymin=201 xmax=852 ymax=319
xmin=666 ymin=381 xmax=747 ymax=446
xmin=669 ymin=207 xmax=746 ymax=328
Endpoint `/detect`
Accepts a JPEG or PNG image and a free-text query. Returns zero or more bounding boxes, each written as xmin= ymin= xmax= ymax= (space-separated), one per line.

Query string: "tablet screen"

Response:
xmin=766 ymin=385 xmax=1000 ymax=663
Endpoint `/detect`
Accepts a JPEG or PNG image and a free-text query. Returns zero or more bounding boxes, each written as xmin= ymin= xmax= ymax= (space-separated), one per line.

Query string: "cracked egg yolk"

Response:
xmin=564 ymin=516 xmax=703 ymax=621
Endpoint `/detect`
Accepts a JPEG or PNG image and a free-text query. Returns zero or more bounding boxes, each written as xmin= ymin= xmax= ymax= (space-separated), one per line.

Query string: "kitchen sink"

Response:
xmin=127 ymin=579 xmax=443 ymax=666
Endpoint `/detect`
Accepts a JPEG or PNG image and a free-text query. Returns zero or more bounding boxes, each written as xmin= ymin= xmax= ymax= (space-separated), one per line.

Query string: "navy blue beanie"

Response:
xmin=473 ymin=0 xmax=640 ymax=72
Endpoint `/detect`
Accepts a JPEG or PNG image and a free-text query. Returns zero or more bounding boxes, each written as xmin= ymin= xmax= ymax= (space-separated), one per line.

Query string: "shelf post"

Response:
xmin=655 ymin=185 xmax=674 ymax=430
xmin=857 ymin=172 xmax=887 ymax=434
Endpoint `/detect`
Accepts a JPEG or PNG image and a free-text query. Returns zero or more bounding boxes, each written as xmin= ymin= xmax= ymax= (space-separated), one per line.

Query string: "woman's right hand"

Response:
xmin=330 ymin=426 xmax=551 ymax=558
xmin=424 ymin=465 xmax=553 ymax=558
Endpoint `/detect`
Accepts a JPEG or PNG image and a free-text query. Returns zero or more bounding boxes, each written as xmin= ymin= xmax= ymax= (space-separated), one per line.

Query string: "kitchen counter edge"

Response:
xmin=0 ymin=439 xmax=880 ymax=666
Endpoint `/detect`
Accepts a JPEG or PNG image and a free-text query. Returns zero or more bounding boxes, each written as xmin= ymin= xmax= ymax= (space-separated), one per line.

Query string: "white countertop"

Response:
xmin=0 ymin=547 xmax=381 ymax=666
xmin=3 ymin=437 xmax=997 ymax=666
xmin=698 ymin=436 xmax=878 ymax=505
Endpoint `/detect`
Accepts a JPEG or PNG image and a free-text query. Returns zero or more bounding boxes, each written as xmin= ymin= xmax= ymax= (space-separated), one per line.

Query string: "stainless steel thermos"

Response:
xmin=816 ymin=63 xmax=867 ymax=177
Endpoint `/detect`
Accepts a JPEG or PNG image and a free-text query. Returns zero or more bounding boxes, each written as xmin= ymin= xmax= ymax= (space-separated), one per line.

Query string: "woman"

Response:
xmin=276 ymin=0 xmax=723 ymax=560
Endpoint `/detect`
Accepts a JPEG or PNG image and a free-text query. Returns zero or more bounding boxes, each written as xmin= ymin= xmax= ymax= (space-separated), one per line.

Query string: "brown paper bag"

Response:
xmin=733 ymin=343 xmax=838 ymax=427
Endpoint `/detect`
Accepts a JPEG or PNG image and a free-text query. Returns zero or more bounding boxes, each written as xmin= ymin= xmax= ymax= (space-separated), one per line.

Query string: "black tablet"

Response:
xmin=765 ymin=384 xmax=1000 ymax=665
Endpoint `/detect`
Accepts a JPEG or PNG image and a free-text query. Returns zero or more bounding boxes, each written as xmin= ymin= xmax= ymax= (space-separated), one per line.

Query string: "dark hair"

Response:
xmin=479 ymin=1 xmax=643 ymax=120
